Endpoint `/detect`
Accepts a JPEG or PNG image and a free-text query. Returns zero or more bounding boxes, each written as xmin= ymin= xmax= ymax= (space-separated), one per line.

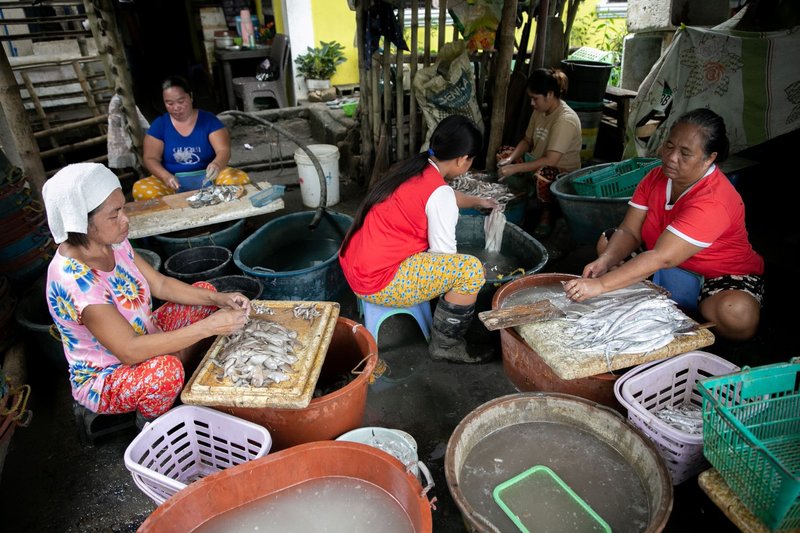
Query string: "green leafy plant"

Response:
xmin=294 ymin=40 xmax=347 ymax=80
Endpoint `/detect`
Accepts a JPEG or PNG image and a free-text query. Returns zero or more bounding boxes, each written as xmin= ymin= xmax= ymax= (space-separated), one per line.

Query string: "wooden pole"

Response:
xmin=515 ymin=2 xmax=537 ymax=74
xmin=485 ymin=0 xmax=518 ymax=169
xmin=424 ymin=0 xmax=432 ymax=65
xmin=0 ymin=43 xmax=46 ymax=196
xmin=382 ymin=40 xmax=392 ymax=160
xmin=532 ymin=0 xmax=550 ymax=70
xmin=437 ymin=0 xmax=447 ymax=52
xmin=395 ymin=2 xmax=405 ymax=160
xmin=356 ymin=0 xmax=373 ymax=184
xmin=409 ymin=3 xmax=419 ymax=154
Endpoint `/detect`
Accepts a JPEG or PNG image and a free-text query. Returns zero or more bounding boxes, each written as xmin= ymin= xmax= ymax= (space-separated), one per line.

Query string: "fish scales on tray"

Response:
xmin=210 ymin=317 xmax=303 ymax=387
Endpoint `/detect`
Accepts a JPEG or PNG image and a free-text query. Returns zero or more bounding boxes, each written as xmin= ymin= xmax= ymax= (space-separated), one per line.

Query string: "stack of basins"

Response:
xmin=0 ymin=164 xmax=55 ymax=290
xmin=560 ymin=59 xmax=613 ymax=165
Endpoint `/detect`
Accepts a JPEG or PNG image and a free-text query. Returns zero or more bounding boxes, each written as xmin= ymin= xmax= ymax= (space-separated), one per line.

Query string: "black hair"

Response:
xmin=673 ymin=108 xmax=729 ymax=163
xmin=64 ymin=203 xmax=102 ymax=247
xmin=340 ymin=115 xmax=482 ymax=254
xmin=527 ymin=68 xmax=568 ymax=99
xmin=161 ymin=75 xmax=193 ymax=97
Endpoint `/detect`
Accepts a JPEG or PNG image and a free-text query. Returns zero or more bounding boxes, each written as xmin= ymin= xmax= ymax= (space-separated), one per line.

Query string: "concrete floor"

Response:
xmin=1 ymin=130 xmax=797 ymax=531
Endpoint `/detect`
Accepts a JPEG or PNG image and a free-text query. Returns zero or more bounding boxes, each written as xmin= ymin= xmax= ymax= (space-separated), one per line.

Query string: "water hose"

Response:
xmin=219 ymin=110 xmax=328 ymax=229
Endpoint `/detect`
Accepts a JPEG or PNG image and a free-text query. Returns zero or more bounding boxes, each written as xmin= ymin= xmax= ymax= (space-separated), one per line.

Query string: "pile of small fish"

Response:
xmin=293 ymin=303 xmax=321 ymax=321
xmin=211 ymin=318 xmax=301 ymax=387
xmin=450 ymin=172 xmax=516 ymax=205
xmin=186 ymin=185 xmax=241 ymax=208
xmin=562 ymin=285 xmax=696 ymax=366
xmin=655 ymin=403 xmax=704 ymax=434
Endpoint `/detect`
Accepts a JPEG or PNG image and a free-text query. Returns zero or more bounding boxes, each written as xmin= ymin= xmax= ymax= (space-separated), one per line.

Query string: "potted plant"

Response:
xmin=295 ymin=40 xmax=347 ymax=90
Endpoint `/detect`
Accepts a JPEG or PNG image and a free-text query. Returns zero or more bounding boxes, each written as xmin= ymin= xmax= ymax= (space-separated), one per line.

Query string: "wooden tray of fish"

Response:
xmin=181 ymin=300 xmax=339 ymax=409
xmin=515 ymin=286 xmax=716 ymax=380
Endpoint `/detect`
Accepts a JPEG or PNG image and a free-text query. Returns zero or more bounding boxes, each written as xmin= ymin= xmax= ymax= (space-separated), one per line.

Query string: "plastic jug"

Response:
xmin=240 ymin=9 xmax=254 ymax=47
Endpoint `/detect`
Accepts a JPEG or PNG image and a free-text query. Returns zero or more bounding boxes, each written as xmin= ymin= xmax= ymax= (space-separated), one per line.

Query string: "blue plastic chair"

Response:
xmin=358 ymin=299 xmax=433 ymax=344
xmin=652 ymin=267 xmax=704 ymax=312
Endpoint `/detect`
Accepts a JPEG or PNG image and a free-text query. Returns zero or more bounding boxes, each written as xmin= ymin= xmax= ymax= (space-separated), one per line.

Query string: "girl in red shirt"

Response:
xmin=340 ymin=116 xmax=496 ymax=362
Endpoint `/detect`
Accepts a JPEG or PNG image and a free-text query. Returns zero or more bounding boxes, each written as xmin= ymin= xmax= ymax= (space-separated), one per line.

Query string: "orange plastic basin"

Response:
xmin=138 ymin=441 xmax=433 ymax=532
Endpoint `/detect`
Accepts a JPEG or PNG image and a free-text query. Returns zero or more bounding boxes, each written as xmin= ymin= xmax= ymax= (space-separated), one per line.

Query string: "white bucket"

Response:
xmin=293 ymin=144 xmax=340 ymax=208
xmin=337 ymin=427 xmax=421 ymax=477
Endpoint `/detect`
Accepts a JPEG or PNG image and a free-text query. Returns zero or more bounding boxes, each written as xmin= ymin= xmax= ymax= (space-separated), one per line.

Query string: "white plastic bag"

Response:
xmin=484 ymin=207 xmax=506 ymax=252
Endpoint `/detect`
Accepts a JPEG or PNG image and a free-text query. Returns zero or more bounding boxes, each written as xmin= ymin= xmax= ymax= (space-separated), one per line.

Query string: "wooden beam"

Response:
xmin=409 ymin=2 xmax=419 ymax=154
xmin=33 ymin=114 xmax=108 ymax=138
xmin=486 ymin=0 xmax=518 ymax=169
xmin=39 ymin=134 xmax=107 ymax=158
xmin=395 ymin=1 xmax=405 ymax=160
xmin=356 ymin=0 xmax=373 ymax=184
xmin=0 ymin=45 xmax=46 ymax=195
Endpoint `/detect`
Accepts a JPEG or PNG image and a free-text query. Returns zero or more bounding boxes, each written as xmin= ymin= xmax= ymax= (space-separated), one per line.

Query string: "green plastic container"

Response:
xmin=572 ymin=158 xmax=661 ymax=198
xmin=698 ymin=361 xmax=800 ymax=531
xmin=493 ymin=465 xmax=611 ymax=533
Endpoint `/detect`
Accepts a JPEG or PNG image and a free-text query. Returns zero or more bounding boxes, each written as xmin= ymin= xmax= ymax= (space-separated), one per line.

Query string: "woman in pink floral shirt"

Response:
xmin=43 ymin=163 xmax=249 ymax=421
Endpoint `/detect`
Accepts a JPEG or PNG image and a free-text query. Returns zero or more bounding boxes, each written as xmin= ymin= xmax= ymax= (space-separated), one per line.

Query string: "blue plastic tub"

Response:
xmin=175 ymin=170 xmax=206 ymax=193
xmin=234 ymin=211 xmax=352 ymax=301
xmin=455 ymin=214 xmax=549 ymax=331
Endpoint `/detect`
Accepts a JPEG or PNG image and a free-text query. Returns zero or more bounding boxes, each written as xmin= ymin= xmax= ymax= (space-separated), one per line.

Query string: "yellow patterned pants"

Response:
xmin=131 ymin=167 xmax=250 ymax=201
xmin=358 ymin=252 xmax=485 ymax=308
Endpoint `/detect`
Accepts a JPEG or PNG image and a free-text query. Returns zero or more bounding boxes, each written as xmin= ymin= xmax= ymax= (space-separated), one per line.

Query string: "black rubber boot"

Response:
xmin=429 ymin=299 xmax=490 ymax=363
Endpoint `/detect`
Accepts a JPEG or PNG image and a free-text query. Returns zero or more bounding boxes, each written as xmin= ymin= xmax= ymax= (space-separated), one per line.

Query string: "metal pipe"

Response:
xmin=220 ymin=110 xmax=329 ymax=229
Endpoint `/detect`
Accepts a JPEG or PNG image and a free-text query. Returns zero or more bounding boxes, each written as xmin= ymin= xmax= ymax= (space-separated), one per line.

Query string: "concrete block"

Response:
xmin=620 ymin=32 xmax=666 ymax=91
xmin=628 ymin=0 xmax=730 ymax=33
xmin=309 ymin=104 xmax=349 ymax=145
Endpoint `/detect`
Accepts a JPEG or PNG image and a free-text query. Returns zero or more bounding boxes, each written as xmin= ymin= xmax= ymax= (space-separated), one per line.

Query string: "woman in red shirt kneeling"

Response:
xmin=339 ymin=116 xmax=497 ymax=363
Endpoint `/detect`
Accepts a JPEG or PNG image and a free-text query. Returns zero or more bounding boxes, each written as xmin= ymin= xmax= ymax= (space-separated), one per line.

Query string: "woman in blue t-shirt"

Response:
xmin=132 ymin=76 xmax=250 ymax=200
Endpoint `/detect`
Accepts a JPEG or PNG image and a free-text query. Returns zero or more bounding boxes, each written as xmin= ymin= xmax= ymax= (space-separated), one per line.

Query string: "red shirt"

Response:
xmin=630 ymin=165 xmax=764 ymax=279
xmin=339 ymin=165 xmax=447 ymax=294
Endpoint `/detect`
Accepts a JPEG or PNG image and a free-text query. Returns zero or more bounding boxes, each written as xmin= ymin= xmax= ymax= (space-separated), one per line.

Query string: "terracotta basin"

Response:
xmin=215 ymin=317 xmax=378 ymax=450
xmin=492 ymin=272 xmax=622 ymax=410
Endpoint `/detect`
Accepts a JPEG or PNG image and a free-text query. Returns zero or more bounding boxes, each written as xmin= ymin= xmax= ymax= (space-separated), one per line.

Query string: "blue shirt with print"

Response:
xmin=147 ymin=110 xmax=224 ymax=174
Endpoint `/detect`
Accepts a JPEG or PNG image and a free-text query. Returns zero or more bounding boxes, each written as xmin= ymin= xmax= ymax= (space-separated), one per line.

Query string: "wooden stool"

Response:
xmin=358 ymin=299 xmax=433 ymax=345
xmin=73 ymin=402 xmax=135 ymax=446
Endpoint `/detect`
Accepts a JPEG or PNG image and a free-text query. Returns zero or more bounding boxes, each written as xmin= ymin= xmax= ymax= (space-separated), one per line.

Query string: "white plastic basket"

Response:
xmin=613 ymin=351 xmax=739 ymax=485
xmin=124 ymin=405 xmax=271 ymax=505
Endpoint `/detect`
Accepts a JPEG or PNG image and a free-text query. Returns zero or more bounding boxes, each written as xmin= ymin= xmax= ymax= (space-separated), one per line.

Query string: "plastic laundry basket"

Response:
xmin=124 ymin=405 xmax=271 ymax=505
xmin=614 ymin=351 xmax=740 ymax=485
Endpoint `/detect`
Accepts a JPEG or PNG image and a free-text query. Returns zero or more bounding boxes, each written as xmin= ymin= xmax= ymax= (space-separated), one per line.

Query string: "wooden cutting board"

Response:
xmin=516 ymin=320 xmax=715 ymax=380
xmin=123 ymin=197 xmax=169 ymax=216
xmin=124 ymin=186 xmax=247 ymax=216
xmin=181 ymin=300 xmax=340 ymax=409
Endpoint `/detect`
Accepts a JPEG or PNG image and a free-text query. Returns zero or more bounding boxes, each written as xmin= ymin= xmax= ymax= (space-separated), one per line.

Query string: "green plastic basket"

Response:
xmin=697 ymin=361 xmax=800 ymax=531
xmin=572 ymin=158 xmax=661 ymax=198
xmin=568 ymin=46 xmax=616 ymax=65
xmin=492 ymin=465 xmax=611 ymax=533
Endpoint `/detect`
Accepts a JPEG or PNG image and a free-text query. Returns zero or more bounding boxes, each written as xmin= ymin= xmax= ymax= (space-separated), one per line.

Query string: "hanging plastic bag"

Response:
xmin=412 ymin=40 xmax=485 ymax=148
xmin=448 ymin=0 xmax=503 ymax=52
xmin=484 ymin=207 xmax=506 ymax=253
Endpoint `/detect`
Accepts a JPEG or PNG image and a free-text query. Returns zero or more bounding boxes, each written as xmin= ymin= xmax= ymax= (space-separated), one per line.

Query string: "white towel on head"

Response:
xmin=42 ymin=163 xmax=122 ymax=244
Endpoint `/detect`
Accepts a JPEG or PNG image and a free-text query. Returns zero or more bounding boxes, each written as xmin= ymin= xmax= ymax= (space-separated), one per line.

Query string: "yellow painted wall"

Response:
xmin=310 ymin=0 xmax=359 ymax=86
xmin=299 ymin=0 xmax=624 ymax=86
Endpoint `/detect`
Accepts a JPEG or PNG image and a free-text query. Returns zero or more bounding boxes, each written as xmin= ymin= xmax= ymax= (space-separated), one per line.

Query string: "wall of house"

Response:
xmin=275 ymin=1 xmax=626 ymax=90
